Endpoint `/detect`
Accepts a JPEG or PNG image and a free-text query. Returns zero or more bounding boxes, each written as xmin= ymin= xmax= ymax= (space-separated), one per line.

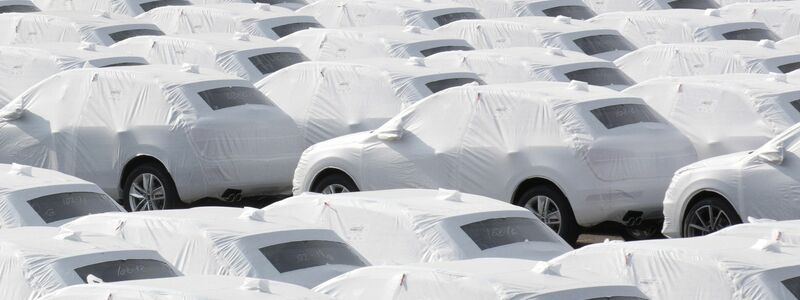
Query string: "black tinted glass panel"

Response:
xmin=75 ymin=259 xmax=178 ymax=283
xmin=573 ymin=35 xmax=635 ymax=55
xmin=667 ymin=0 xmax=719 ymax=9
xmin=248 ymin=52 xmax=307 ymax=75
xmin=426 ymin=77 xmax=484 ymax=94
xmin=779 ymin=62 xmax=800 ymax=74
xmin=27 ymin=192 xmax=121 ymax=223
xmin=99 ymin=62 xmax=147 ymax=67
xmin=565 ymin=68 xmax=635 ymax=87
xmin=109 ymin=29 xmax=164 ymax=43
xmin=260 ymin=240 xmax=368 ymax=273
xmin=461 ymin=217 xmax=555 ymax=250
xmin=271 ymin=22 xmax=321 ymax=38
xmin=198 ymin=86 xmax=272 ymax=110
xmin=790 ymin=100 xmax=800 ymax=113
xmin=541 ymin=5 xmax=595 ymax=20
xmin=419 ymin=45 xmax=474 ymax=57
xmin=253 ymin=0 xmax=306 ymax=3
xmin=591 ymin=103 xmax=661 ymax=129
xmin=139 ymin=0 xmax=190 ymax=12
xmin=0 ymin=4 xmax=39 ymax=13
xmin=722 ymin=28 xmax=779 ymax=41
xmin=783 ymin=276 xmax=800 ymax=299
xmin=433 ymin=12 xmax=481 ymax=26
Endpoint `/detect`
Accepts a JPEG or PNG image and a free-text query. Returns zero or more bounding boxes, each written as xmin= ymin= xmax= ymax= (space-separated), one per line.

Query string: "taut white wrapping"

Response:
xmin=297 ymin=0 xmax=483 ymax=29
xmin=446 ymin=0 xmax=596 ymax=19
xmin=0 ymin=11 xmax=164 ymax=46
xmin=30 ymin=0 xmax=192 ymax=16
xmin=720 ymin=2 xmax=800 ymax=38
xmin=585 ymin=0 xmax=719 ymax=13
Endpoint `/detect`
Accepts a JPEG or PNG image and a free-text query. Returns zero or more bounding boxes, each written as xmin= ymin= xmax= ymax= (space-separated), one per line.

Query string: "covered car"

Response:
xmin=435 ymin=16 xmax=637 ymax=61
xmin=256 ymin=58 xmax=483 ymax=148
xmin=711 ymin=219 xmax=800 ymax=242
xmin=41 ymin=276 xmax=333 ymax=300
xmin=138 ymin=3 xmax=322 ymax=39
xmin=0 ymin=42 xmax=147 ymax=106
xmin=297 ymin=0 xmax=483 ymax=29
xmin=0 ymin=0 xmax=39 ymax=13
xmin=112 ymin=33 xmax=306 ymax=82
xmin=0 ymin=65 xmax=303 ymax=211
xmin=718 ymin=0 xmax=793 ymax=7
xmin=291 ymin=81 xmax=697 ymax=244
xmin=188 ymin=0 xmax=308 ymax=10
xmin=720 ymin=2 xmax=800 ymax=39
xmin=264 ymin=189 xmax=572 ymax=264
xmin=447 ymin=0 xmax=596 ymax=19
xmin=616 ymin=40 xmax=800 ymax=82
xmin=62 ymin=207 xmax=370 ymax=287
xmin=424 ymin=46 xmax=635 ymax=90
xmin=0 ymin=226 xmax=180 ymax=300
xmin=661 ymin=122 xmax=800 ymax=238
xmin=31 ymin=0 xmax=191 ymax=16
xmin=0 ymin=163 xmax=123 ymax=228
xmin=277 ymin=26 xmax=474 ymax=60
xmin=0 ymin=11 xmax=164 ymax=46
xmin=586 ymin=0 xmax=719 ymax=13
xmin=551 ymin=235 xmax=800 ymax=299
xmin=314 ymin=258 xmax=648 ymax=300
xmin=589 ymin=9 xmax=780 ymax=47
xmin=624 ymin=74 xmax=800 ymax=159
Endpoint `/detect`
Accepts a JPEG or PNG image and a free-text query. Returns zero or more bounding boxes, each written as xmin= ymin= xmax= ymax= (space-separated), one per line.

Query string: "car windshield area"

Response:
xmin=108 ymin=28 xmax=164 ymax=43
xmin=783 ymin=276 xmax=800 ymax=299
xmin=433 ymin=11 xmax=481 ymax=26
xmin=426 ymin=77 xmax=484 ymax=94
xmin=460 ymin=217 xmax=558 ymax=250
xmin=75 ymin=259 xmax=178 ymax=283
xmin=573 ymin=34 xmax=636 ymax=56
xmin=591 ymin=103 xmax=662 ymax=129
xmin=259 ymin=240 xmax=368 ymax=273
xmin=722 ymin=28 xmax=779 ymax=42
xmin=419 ymin=45 xmax=474 ymax=57
xmin=27 ymin=192 xmax=122 ymax=224
xmin=779 ymin=62 xmax=800 ymax=74
xmin=99 ymin=62 xmax=147 ymax=68
xmin=0 ymin=4 xmax=39 ymax=13
xmin=197 ymin=86 xmax=273 ymax=111
xmin=271 ymin=22 xmax=322 ymax=38
xmin=248 ymin=52 xmax=307 ymax=75
xmin=667 ymin=0 xmax=719 ymax=9
xmin=541 ymin=5 xmax=595 ymax=20
xmin=139 ymin=0 xmax=190 ymax=12
xmin=564 ymin=68 xmax=635 ymax=87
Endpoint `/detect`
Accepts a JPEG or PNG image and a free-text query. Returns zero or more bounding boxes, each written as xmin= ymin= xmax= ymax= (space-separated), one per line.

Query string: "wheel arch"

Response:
xmin=309 ymin=167 xmax=359 ymax=192
xmin=511 ymin=177 xmax=568 ymax=206
xmin=118 ymin=155 xmax=174 ymax=200
xmin=680 ymin=189 xmax=739 ymax=234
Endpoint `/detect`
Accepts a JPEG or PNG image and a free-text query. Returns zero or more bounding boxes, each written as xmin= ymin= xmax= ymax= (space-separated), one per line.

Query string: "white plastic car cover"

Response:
xmin=30 ymin=0 xmax=192 ymax=16
xmin=137 ymin=3 xmax=322 ymax=39
xmin=434 ymin=16 xmax=637 ymax=61
xmin=718 ymin=0 xmax=791 ymax=7
xmin=62 ymin=207 xmax=370 ymax=287
xmin=446 ymin=0 xmax=596 ymax=19
xmin=616 ymin=40 xmax=800 ymax=82
xmin=721 ymin=2 xmax=800 ymax=38
xmin=0 ymin=163 xmax=123 ymax=228
xmin=0 ymin=0 xmax=40 ymax=12
xmin=586 ymin=0 xmax=720 ymax=13
xmin=256 ymin=58 xmax=483 ymax=148
xmin=314 ymin=258 xmax=649 ymax=300
xmin=590 ymin=9 xmax=779 ymax=48
xmin=111 ymin=33 xmax=306 ymax=82
xmin=40 ymin=275 xmax=334 ymax=300
xmin=263 ymin=189 xmax=573 ymax=265
xmin=0 ymin=226 xmax=179 ymax=300
xmin=0 ymin=42 xmax=147 ymax=107
xmin=188 ymin=0 xmax=308 ymax=11
xmin=550 ymin=235 xmax=800 ymax=300
xmin=0 ymin=11 xmax=165 ymax=46
xmin=777 ymin=33 xmax=800 ymax=50
xmin=712 ymin=220 xmax=800 ymax=244
xmin=292 ymin=81 xmax=697 ymax=227
xmin=277 ymin=26 xmax=475 ymax=60
xmin=424 ymin=46 xmax=635 ymax=90
xmin=623 ymin=73 xmax=800 ymax=159
xmin=0 ymin=65 xmax=302 ymax=202
xmin=297 ymin=0 xmax=483 ymax=29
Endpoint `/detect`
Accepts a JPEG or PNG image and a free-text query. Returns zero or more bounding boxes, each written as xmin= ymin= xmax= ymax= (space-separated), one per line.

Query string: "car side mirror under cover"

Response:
xmin=375 ymin=118 xmax=404 ymax=141
xmin=756 ymin=143 xmax=784 ymax=165
xmin=0 ymin=102 xmax=23 ymax=122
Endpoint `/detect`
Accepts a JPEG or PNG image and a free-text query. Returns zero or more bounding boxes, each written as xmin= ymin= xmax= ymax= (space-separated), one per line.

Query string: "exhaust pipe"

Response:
xmin=622 ymin=211 xmax=644 ymax=227
xmin=220 ymin=189 xmax=243 ymax=202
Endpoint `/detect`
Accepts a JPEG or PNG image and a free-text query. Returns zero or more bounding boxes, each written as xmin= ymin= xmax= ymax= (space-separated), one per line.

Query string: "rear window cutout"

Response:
xmin=419 ymin=45 xmax=474 ymax=57
xmin=573 ymin=35 xmax=635 ymax=56
xmin=0 ymin=4 xmax=39 ymax=13
xmin=461 ymin=217 xmax=556 ymax=250
xmin=541 ymin=5 xmax=595 ymax=20
xmin=271 ymin=22 xmax=321 ymax=38
xmin=564 ymin=67 xmax=635 ymax=87
xmin=433 ymin=12 xmax=481 ymax=26
xmin=259 ymin=240 xmax=368 ymax=273
xmin=722 ymin=28 xmax=779 ymax=42
xmin=75 ymin=259 xmax=178 ymax=283
xmin=667 ymin=0 xmax=719 ymax=9
xmin=109 ymin=29 xmax=164 ymax=43
xmin=591 ymin=103 xmax=661 ymax=129
xmin=426 ymin=77 xmax=484 ymax=94
xmin=248 ymin=52 xmax=307 ymax=75
xmin=197 ymin=86 xmax=273 ymax=110
xmin=27 ymin=192 xmax=121 ymax=224
xmin=139 ymin=0 xmax=190 ymax=12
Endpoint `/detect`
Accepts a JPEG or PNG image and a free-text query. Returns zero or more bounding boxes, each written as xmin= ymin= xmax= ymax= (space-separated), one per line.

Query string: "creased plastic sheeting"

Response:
xmin=61 ymin=207 xmax=368 ymax=288
xmin=718 ymin=0 xmax=789 ymax=6
xmin=293 ymin=82 xmax=696 ymax=227
xmin=624 ymin=74 xmax=800 ymax=159
xmin=263 ymin=189 xmax=572 ymax=265
xmin=297 ymin=0 xmax=481 ymax=29
xmin=314 ymin=258 xmax=649 ymax=300
xmin=0 ymin=11 xmax=163 ymax=46
xmin=0 ymin=65 xmax=301 ymax=202
xmin=720 ymin=2 xmax=800 ymax=38
xmin=30 ymin=0 xmax=167 ymax=16
xmin=584 ymin=0 xmax=672 ymax=13
xmin=615 ymin=41 xmax=800 ymax=82
xmin=447 ymin=0 xmax=593 ymax=18
xmin=550 ymin=235 xmax=800 ymax=300
xmin=256 ymin=59 xmax=481 ymax=148
xmin=712 ymin=220 xmax=800 ymax=245
xmin=40 ymin=276 xmax=334 ymax=300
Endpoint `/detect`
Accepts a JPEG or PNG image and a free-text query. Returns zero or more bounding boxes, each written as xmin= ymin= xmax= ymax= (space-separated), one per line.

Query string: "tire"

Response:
xmin=311 ymin=172 xmax=359 ymax=194
xmin=122 ymin=163 xmax=181 ymax=211
xmin=682 ymin=197 xmax=741 ymax=237
xmin=515 ymin=185 xmax=580 ymax=246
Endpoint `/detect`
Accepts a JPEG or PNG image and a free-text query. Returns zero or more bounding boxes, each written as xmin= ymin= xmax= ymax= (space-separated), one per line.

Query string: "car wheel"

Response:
xmin=682 ymin=197 xmax=741 ymax=237
xmin=516 ymin=185 xmax=579 ymax=245
xmin=312 ymin=172 xmax=359 ymax=194
xmin=122 ymin=163 xmax=180 ymax=211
